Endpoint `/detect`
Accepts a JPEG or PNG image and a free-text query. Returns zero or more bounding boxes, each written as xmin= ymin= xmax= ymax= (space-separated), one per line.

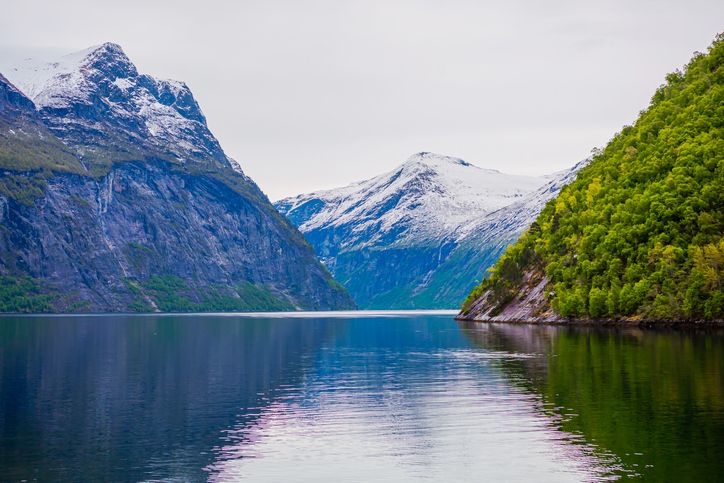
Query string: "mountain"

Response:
xmin=400 ymin=160 xmax=586 ymax=309
xmin=0 ymin=44 xmax=354 ymax=313
xmin=5 ymin=43 xmax=232 ymax=175
xmin=276 ymin=152 xmax=582 ymax=308
xmin=0 ymin=73 xmax=82 ymax=174
xmin=460 ymin=34 xmax=724 ymax=323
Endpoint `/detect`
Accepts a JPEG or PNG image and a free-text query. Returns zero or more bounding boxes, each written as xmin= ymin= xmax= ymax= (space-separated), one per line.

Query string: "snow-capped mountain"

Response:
xmin=277 ymin=152 xmax=545 ymax=251
xmin=5 ymin=43 xmax=243 ymax=173
xmin=276 ymin=153 xmax=584 ymax=309
xmin=457 ymin=158 xmax=588 ymax=241
xmin=0 ymin=44 xmax=354 ymax=312
xmin=412 ymin=159 xmax=588 ymax=308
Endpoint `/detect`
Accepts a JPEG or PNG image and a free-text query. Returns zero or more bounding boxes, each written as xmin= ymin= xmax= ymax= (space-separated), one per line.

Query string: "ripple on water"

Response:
xmin=206 ymin=346 xmax=623 ymax=482
xmin=4 ymin=314 xmax=716 ymax=481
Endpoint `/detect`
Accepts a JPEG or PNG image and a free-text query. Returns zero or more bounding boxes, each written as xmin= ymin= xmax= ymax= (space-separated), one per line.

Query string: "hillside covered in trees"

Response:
xmin=461 ymin=34 xmax=723 ymax=322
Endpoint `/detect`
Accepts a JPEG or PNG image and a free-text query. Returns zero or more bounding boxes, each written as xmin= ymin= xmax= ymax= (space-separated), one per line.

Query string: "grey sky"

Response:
xmin=1 ymin=1 xmax=722 ymax=200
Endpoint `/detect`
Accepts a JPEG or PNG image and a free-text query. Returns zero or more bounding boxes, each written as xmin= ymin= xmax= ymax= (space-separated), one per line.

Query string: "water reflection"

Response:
xmin=206 ymin=316 xmax=614 ymax=482
xmin=459 ymin=322 xmax=724 ymax=481
xmin=0 ymin=315 xmax=341 ymax=481
xmin=1 ymin=314 xmax=721 ymax=481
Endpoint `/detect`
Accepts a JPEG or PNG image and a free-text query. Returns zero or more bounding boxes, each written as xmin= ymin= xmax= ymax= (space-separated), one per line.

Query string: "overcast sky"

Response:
xmin=1 ymin=1 xmax=722 ymax=199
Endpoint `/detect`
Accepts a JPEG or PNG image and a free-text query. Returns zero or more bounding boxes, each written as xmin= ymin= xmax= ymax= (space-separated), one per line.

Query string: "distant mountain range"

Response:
xmin=276 ymin=152 xmax=584 ymax=308
xmin=0 ymin=43 xmax=354 ymax=312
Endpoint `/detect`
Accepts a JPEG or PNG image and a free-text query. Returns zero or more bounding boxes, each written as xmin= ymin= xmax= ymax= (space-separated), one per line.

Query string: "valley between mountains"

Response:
xmin=281 ymin=34 xmax=723 ymax=322
xmin=276 ymin=152 xmax=584 ymax=309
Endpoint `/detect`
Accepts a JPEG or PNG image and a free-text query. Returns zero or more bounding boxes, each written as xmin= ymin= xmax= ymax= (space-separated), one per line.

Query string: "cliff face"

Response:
xmin=0 ymin=162 xmax=352 ymax=312
xmin=0 ymin=45 xmax=354 ymax=312
xmin=457 ymin=268 xmax=555 ymax=322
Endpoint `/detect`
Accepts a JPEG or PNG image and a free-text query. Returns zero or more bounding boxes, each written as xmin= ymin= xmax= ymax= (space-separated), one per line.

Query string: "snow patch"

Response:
xmin=278 ymin=152 xmax=554 ymax=249
xmin=4 ymin=42 xmax=241 ymax=170
xmin=112 ymin=77 xmax=133 ymax=90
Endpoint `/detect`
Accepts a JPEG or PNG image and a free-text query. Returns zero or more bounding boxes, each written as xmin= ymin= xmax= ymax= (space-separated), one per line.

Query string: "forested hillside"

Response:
xmin=461 ymin=34 xmax=723 ymax=321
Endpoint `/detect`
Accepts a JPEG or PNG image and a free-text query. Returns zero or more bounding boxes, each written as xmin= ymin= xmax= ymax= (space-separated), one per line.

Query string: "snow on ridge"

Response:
xmin=112 ymin=77 xmax=133 ymax=90
xmin=6 ymin=43 xmax=132 ymax=106
xmin=4 ymin=42 xmax=235 ymax=168
xmin=278 ymin=152 xmax=552 ymax=247
xmin=456 ymin=158 xmax=589 ymax=241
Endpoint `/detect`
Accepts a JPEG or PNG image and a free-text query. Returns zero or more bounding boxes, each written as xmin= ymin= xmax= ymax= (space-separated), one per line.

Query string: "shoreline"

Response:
xmin=455 ymin=315 xmax=724 ymax=329
xmin=0 ymin=309 xmax=459 ymax=318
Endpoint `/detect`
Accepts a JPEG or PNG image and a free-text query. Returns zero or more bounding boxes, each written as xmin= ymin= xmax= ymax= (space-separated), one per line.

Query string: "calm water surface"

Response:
xmin=0 ymin=313 xmax=722 ymax=481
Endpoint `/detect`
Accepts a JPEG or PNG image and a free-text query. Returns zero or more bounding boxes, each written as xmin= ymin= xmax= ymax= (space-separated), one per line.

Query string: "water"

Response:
xmin=0 ymin=313 xmax=722 ymax=482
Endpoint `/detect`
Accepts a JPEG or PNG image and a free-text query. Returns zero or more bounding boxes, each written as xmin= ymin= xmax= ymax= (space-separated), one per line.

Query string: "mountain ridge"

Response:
xmin=277 ymin=152 xmax=545 ymax=248
xmin=276 ymin=152 xmax=583 ymax=308
xmin=0 ymin=43 xmax=355 ymax=313
xmin=5 ymin=42 xmax=244 ymax=176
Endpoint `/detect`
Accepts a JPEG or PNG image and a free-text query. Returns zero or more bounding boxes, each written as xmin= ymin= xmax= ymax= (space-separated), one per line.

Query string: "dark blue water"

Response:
xmin=0 ymin=313 xmax=722 ymax=481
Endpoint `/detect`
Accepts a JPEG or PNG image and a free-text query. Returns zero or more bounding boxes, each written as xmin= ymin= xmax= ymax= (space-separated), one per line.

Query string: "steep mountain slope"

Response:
xmin=0 ymin=73 xmax=82 ymax=174
xmin=460 ymin=35 xmax=724 ymax=322
xmin=5 ymin=43 xmax=234 ymax=175
xmin=276 ymin=152 xmax=582 ymax=308
xmin=390 ymin=161 xmax=586 ymax=309
xmin=0 ymin=44 xmax=354 ymax=312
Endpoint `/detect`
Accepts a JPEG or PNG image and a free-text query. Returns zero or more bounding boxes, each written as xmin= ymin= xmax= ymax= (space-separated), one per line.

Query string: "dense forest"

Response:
xmin=462 ymin=34 xmax=723 ymax=320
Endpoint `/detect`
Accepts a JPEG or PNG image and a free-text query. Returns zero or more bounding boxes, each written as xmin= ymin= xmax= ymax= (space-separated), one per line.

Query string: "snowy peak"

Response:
xmin=7 ymin=42 xmax=136 ymax=106
xmin=401 ymin=151 xmax=470 ymax=168
xmin=4 ymin=43 xmax=232 ymax=168
xmin=391 ymin=151 xmax=535 ymax=203
xmin=400 ymin=151 xmax=485 ymax=171
xmin=82 ymin=42 xmax=136 ymax=75
xmin=276 ymin=152 xmax=548 ymax=249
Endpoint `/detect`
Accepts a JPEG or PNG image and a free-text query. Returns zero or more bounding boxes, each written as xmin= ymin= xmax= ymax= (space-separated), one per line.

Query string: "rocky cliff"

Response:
xmin=0 ymin=44 xmax=354 ymax=312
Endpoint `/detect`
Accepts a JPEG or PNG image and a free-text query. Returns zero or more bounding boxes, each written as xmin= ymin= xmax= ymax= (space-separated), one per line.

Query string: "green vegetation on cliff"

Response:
xmin=133 ymin=276 xmax=296 ymax=313
xmin=463 ymin=34 xmax=724 ymax=320
xmin=0 ymin=276 xmax=57 ymax=312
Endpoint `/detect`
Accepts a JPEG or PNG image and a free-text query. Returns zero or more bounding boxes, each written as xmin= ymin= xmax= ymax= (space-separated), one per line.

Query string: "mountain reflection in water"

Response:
xmin=0 ymin=314 xmax=721 ymax=481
